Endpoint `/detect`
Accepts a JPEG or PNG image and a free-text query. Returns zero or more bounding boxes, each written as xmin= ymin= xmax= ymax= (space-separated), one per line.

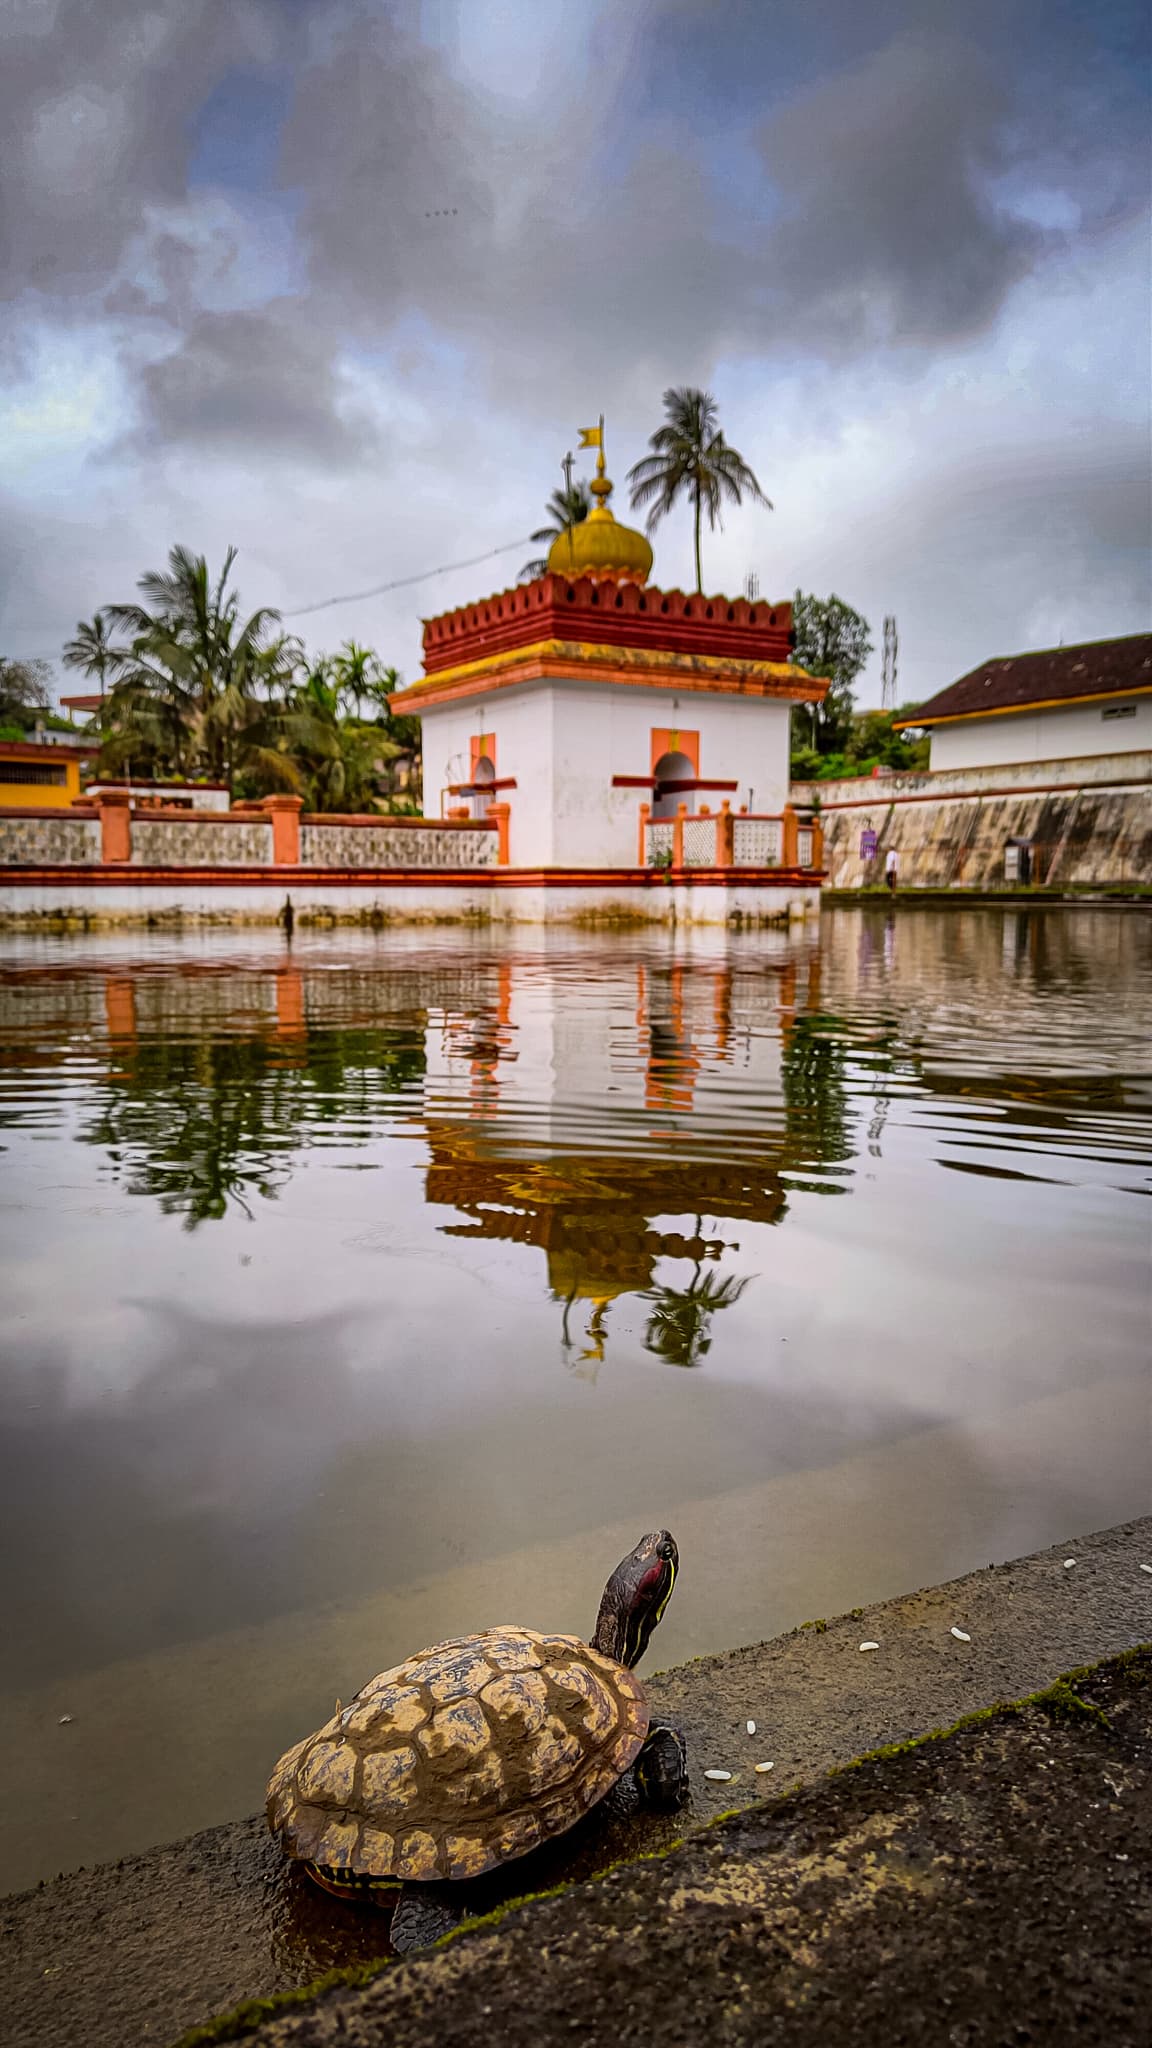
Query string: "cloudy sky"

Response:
xmin=2 ymin=0 xmax=1149 ymax=706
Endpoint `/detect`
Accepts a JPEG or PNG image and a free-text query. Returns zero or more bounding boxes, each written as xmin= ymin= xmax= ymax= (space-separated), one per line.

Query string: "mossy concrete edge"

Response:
xmin=170 ymin=1642 xmax=1152 ymax=2048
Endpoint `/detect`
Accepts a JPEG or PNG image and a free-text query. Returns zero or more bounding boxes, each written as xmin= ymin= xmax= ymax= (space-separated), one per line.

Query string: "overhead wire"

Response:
xmin=281 ymin=537 xmax=536 ymax=618
xmin=9 ymin=535 xmax=539 ymax=659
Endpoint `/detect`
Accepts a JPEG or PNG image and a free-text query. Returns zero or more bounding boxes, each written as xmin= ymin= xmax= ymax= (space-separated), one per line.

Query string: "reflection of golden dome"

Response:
xmin=546 ymin=442 xmax=653 ymax=584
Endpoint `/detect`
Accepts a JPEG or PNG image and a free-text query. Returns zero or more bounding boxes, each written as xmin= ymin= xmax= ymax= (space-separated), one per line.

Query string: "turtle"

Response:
xmin=266 ymin=1530 xmax=686 ymax=1951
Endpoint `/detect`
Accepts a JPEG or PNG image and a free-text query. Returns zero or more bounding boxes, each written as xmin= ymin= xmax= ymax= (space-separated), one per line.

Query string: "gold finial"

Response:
xmin=579 ymin=416 xmax=610 ymax=503
xmin=546 ymin=414 xmax=653 ymax=582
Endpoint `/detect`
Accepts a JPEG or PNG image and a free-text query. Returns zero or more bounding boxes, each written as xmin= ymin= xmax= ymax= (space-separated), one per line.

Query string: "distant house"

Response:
xmin=0 ymin=739 xmax=89 ymax=808
xmin=916 ymin=634 xmax=1152 ymax=773
xmin=59 ymin=693 xmax=103 ymax=728
xmin=84 ymin=780 xmax=230 ymax=812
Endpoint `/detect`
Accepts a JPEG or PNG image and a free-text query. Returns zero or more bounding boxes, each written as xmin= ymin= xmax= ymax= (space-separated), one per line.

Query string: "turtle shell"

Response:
xmin=266 ymin=1626 xmax=649 ymax=1884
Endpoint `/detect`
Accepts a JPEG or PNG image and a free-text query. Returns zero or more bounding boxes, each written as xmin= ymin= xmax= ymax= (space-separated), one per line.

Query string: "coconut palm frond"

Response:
xmin=627 ymin=388 xmax=771 ymax=592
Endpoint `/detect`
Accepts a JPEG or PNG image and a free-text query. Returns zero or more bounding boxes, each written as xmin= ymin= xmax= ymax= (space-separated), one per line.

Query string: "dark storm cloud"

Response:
xmin=754 ymin=34 xmax=1045 ymax=350
xmin=1 ymin=0 xmax=290 ymax=295
xmin=134 ymin=303 xmax=379 ymax=462
xmin=3 ymin=0 xmax=1147 ymax=676
xmin=271 ymin=5 xmax=1142 ymax=397
xmin=7 ymin=1 xmax=1146 ymax=447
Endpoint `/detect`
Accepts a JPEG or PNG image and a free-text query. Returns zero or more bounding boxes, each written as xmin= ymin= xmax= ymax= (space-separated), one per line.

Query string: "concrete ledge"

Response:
xmin=0 ymin=868 xmax=823 ymax=930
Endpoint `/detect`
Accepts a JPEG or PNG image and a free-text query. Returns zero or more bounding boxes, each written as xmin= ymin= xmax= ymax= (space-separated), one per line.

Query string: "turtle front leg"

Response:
xmin=601 ymin=1722 xmax=688 ymax=1820
xmin=389 ymin=1882 xmax=468 ymax=1955
xmin=634 ymin=1721 xmax=689 ymax=1812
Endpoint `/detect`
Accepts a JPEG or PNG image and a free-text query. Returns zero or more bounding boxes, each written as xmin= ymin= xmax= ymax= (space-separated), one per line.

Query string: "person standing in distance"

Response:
xmin=885 ymin=847 xmax=899 ymax=892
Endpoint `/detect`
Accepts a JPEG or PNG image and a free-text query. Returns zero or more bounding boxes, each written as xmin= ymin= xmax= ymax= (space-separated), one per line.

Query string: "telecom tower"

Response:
xmin=744 ymin=571 xmax=760 ymax=601
xmin=881 ymin=615 xmax=898 ymax=710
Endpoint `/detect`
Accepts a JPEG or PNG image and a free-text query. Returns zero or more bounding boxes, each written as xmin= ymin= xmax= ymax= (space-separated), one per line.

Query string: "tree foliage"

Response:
xmin=75 ymin=547 xmax=415 ymax=810
xmin=62 ymin=613 xmax=116 ymax=698
xmin=0 ymin=656 xmax=54 ymax=736
xmin=520 ymin=479 xmax=592 ymax=581
xmin=628 ymin=388 xmax=770 ymax=593
xmin=790 ymin=592 xmax=874 ymax=756
xmin=791 ymin=701 xmax=930 ymax=782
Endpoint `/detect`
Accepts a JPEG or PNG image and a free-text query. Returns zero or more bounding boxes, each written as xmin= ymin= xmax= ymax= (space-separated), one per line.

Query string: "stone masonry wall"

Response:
xmin=0 ymin=814 xmax=100 ymax=864
xmin=131 ymin=818 xmax=273 ymax=865
xmin=299 ymin=822 xmax=496 ymax=867
xmin=820 ymin=786 xmax=1152 ymax=889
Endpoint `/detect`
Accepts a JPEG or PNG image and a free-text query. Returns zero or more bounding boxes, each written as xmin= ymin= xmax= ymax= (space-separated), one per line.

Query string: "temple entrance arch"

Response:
xmin=652 ymin=750 xmax=696 ymax=818
xmin=471 ymin=752 xmax=496 ymax=818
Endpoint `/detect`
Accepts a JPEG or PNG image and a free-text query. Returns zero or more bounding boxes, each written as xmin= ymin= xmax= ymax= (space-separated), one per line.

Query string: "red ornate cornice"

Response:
xmin=422 ymin=573 xmax=794 ymax=674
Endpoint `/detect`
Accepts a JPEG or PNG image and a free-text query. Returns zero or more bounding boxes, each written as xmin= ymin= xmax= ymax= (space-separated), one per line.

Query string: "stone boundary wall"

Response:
xmin=793 ymin=748 xmax=1152 ymax=808
xmin=299 ymin=819 xmax=495 ymax=868
xmin=820 ymin=784 xmax=1152 ymax=889
xmin=131 ymin=816 xmax=273 ymax=866
xmin=0 ymin=810 xmax=100 ymax=864
xmin=0 ymin=804 xmax=496 ymax=871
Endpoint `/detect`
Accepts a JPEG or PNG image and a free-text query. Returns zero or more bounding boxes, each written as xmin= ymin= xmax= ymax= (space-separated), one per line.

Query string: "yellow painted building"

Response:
xmin=0 ymin=740 xmax=89 ymax=809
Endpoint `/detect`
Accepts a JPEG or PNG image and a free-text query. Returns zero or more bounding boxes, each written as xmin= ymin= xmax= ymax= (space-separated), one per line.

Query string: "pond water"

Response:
xmin=1 ymin=907 xmax=1149 ymax=1895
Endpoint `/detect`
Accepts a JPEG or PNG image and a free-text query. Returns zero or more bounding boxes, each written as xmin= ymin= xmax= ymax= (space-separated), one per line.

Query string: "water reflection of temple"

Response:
xmin=0 ymin=944 xmax=829 ymax=1353
xmin=421 ymin=950 xmax=823 ymax=1365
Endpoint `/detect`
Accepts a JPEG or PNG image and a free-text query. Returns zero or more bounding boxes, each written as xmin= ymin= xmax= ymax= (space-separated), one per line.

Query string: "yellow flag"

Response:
xmin=577 ymin=424 xmax=602 ymax=450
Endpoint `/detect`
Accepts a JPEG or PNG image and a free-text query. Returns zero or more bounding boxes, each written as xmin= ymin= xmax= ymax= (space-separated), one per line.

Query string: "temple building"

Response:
xmin=393 ymin=428 xmax=828 ymax=874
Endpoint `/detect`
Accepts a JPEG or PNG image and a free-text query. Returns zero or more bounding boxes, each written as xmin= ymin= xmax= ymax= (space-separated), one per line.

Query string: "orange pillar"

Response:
xmin=637 ymin=801 xmax=650 ymax=866
xmin=488 ymin=801 xmax=511 ymax=866
xmin=810 ymin=816 xmax=825 ymax=870
xmin=96 ymin=790 xmax=132 ymax=863
xmin=781 ymin=804 xmax=799 ymax=869
xmin=672 ymin=803 xmax=687 ymax=869
xmin=716 ymin=800 xmax=734 ymax=868
xmin=263 ymin=795 xmax=302 ymax=865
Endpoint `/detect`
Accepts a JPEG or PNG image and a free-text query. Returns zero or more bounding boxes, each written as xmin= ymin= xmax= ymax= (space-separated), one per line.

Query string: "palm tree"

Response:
xmin=278 ymin=659 xmax=382 ymax=812
xmin=62 ymin=612 xmax=118 ymax=700
xmin=102 ymin=547 xmax=283 ymax=787
xmin=627 ymin=388 xmax=771 ymax=593
xmin=520 ymin=479 xmax=592 ymax=581
xmin=331 ymin=640 xmax=384 ymax=721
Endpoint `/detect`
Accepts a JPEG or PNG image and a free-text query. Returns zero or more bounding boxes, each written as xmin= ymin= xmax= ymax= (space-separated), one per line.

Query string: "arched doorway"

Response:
xmin=471 ymin=753 xmax=496 ymax=819
xmin=651 ymin=750 xmax=696 ymax=818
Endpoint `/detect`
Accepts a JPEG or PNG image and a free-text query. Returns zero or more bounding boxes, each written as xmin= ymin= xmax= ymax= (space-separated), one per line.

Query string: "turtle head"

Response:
xmin=592 ymin=1530 xmax=678 ymax=1670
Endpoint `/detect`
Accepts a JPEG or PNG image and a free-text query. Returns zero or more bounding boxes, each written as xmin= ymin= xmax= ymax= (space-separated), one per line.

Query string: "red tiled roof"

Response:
xmin=915 ymin=634 xmax=1152 ymax=725
xmin=0 ymin=738 xmax=91 ymax=760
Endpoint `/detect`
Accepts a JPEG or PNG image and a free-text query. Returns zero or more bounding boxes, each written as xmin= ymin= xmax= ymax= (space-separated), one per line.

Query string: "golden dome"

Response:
xmin=546 ymin=433 xmax=653 ymax=583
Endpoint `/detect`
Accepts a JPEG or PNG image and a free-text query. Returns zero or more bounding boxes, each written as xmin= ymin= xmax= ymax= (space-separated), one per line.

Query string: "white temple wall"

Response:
xmin=418 ymin=679 xmax=795 ymax=868
xmin=549 ymin=683 xmax=794 ymax=867
xmin=418 ymin=688 xmax=557 ymax=865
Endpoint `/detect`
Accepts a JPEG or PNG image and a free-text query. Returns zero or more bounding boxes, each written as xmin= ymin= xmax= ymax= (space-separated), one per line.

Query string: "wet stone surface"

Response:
xmin=4 ymin=1516 xmax=1151 ymax=2048
xmin=221 ymin=1644 xmax=1152 ymax=2048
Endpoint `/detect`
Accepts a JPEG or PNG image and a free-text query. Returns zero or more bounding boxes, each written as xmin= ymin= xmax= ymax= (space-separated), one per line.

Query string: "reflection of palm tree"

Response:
xmin=640 ymin=1270 xmax=750 ymax=1368
xmin=80 ymin=1024 xmax=425 ymax=1228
